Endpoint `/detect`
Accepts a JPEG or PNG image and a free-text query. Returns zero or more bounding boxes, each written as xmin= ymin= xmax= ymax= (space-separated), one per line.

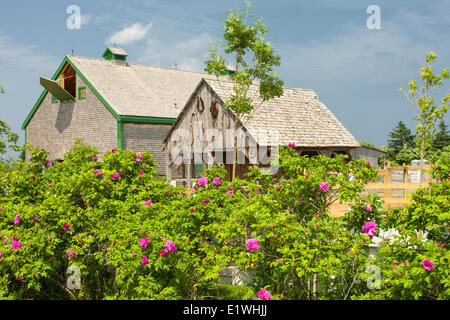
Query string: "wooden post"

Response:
xmin=384 ymin=162 xmax=391 ymax=210
xmin=187 ymin=156 xmax=192 ymax=188
xmin=166 ymin=151 xmax=171 ymax=181
xmin=403 ymin=163 xmax=408 ymax=201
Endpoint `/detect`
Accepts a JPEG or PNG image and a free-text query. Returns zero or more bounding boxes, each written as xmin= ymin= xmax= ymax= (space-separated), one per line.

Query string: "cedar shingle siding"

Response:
xmin=27 ymin=75 xmax=117 ymax=160
xmin=123 ymin=123 xmax=171 ymax=176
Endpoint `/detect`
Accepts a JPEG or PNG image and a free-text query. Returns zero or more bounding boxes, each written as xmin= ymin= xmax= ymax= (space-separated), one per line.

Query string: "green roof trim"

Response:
xmin=22 ymin=56 xmax=121 ymax=130
xmin=22 ymin=55 xmax=174 ymax=151
xmin=118 ymin=115 xmax=175 ymax=124
xmin=117 ymin=120 xmax=123 ymax=149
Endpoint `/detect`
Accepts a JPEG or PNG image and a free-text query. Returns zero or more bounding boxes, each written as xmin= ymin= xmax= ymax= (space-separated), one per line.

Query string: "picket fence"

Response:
xmin=330 ymin=162 xmax=433 ymax=216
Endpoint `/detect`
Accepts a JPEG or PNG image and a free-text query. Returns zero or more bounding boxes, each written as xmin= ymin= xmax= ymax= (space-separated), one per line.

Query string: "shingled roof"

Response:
xmin=166 ymin=78 xmax=360 ymax=148
xmin=68 ymin=55 xmax=216 ymax=118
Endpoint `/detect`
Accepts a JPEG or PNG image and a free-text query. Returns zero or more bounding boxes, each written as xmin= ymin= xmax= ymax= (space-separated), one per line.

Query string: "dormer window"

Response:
xmin=61 ymin=64 xmax=76 ymax=98
xmin=40 ymin=63 xmax=76 ymax=102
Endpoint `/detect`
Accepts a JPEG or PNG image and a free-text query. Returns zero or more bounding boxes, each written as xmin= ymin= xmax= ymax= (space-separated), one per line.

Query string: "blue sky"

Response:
xmin=0 ymin=0 xmax=449 ymax=156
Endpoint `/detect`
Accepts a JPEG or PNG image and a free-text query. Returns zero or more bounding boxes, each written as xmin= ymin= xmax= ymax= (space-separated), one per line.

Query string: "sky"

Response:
xmin=0 ymin=0 xmax=449 ymax=157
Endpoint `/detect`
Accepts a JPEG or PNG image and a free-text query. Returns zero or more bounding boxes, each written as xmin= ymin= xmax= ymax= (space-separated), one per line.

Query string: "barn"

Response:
xmin=163 ymin=78 xmax=361 ymax=185
xmin=22 ymin=46 xmax=217 ymax=175
xmin=23 ymin=46 xmax=365 ymax=180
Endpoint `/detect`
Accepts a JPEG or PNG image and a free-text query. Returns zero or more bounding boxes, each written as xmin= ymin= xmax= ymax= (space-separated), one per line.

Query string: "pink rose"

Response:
xmin=364 ymin=202 xmax=373 ymax=212
xmin=112 ymin=172 xmax=120 ymax=180
xmin=197 ymin=176 xmax=208 ymax=187
xmin=163 ymin=240 xmax=177 ymax=253
xmin=319 ymin=181 xmax=330 ymax=193
xmin=68 ymin=249 xmax=76 ymax=258
xmin=159 ymin=250 xmax=168 ymax=256
xmin=12 ymin=241 xmax=21 ymax=250
xmin=213 ymin=177 xmax=221 ymax=186
xmin=142 ymin=200 xmax=153 ymax=207
xmin=139 ymin=237 xmax=150 ymax=249
xmin=141 ymin=255 xmax=149 ymax=265
xmin=257 ymin=288 xmax=272 ymax=300
xmin=246 ymin=238 xmax=259 ymax=252
xmin=422 ymin=259 xmax=434 ymax=271
xmin=63 ymin=224 xmax=71 ymax=231
xmin=14 ymin=214 xmax=20 ymax=225
xmin=362 ymin=221 xmax=377 ymax=238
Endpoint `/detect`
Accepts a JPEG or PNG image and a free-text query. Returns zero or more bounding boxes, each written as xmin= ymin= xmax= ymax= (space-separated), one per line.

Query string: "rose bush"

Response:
xmin=0 ymin=142 xmax=448 ymax=300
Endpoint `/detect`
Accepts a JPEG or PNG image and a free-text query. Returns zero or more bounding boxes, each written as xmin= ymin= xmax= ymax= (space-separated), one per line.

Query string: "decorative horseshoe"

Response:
xmin=210 ymin=100 xmax=219 ymax=119
xmin=196 ymin=96 xmax=204 ymax=113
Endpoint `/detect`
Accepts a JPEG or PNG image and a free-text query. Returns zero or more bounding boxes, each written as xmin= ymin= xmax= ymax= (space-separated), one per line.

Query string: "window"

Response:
xmin=61 ymin=64 xmax=76 ymax=98
xmin=78 ymin=86 xmax=86 ymax=100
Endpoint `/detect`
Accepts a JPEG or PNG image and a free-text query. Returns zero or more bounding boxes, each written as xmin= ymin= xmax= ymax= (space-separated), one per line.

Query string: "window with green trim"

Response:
xmin=78 ymin=86 xmax=86 ymax=100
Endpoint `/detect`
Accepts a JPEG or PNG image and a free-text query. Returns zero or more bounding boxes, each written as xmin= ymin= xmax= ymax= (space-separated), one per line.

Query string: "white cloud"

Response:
xmin=275 ymin=5 xmax=450 ymax=145
xmin=0 ymin=33 xmax=55 ymax=74
xmin=0 ymin=33 xmax=58 ymax=150
xmin=106 ymin=22 xmax=153 ymax=45
xmin=137 ymin=32 xmax=213 ymax=72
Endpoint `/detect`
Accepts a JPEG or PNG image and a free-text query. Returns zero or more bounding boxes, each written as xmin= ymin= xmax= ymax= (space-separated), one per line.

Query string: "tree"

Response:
xmin=400 ymin=51 xmax=449 ymax=183
xmin=0 ymin=84 xmax=20 ymax=156
xmin=432 ymin=119 xmax=450 ymax=151
xmin=204 ymin=1 xmax=284 ymax=180
xmin=395 ymin=144 xmax=417 ymax=165
xmin=386 ymin=121 xmax=415 ymax=161
xmin=358 ymin=140 xmax=376 ymax=148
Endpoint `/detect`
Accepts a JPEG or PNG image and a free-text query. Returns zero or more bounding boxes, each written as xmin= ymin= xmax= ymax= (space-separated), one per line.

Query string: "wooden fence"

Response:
xmin=330 ymin=162 xmax=433 ymax=216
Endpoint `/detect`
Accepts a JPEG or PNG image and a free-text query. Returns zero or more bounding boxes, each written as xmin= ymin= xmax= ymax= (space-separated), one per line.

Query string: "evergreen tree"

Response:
xmin=387 ymin=121 xmax=415 ymax=160
xmin=432 ymin=119 xmax=450 ymax=150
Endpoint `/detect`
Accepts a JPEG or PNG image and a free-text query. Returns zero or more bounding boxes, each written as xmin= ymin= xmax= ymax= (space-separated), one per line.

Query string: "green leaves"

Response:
xmin=402 ymin=52 xmax=449 ymax=166
xmin=1 ymin=137 xmax=448 ymax=300
xmin=203 ymin=1 xmax=284 ymax=178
